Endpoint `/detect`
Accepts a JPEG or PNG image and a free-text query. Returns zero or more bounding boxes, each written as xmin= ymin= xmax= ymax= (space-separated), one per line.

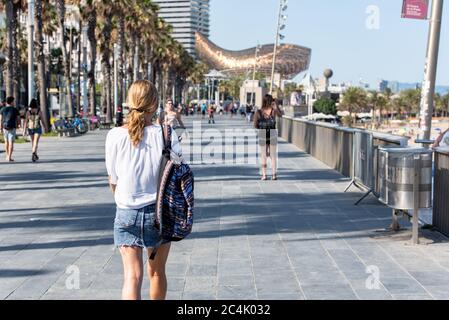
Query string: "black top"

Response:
xmin=1 ymin=106 xmax=19 ymax=130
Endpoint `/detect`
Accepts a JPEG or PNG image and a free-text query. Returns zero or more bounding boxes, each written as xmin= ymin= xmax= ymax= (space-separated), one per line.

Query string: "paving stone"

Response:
xmin=2 ymin=116 xmax=449 ymax=301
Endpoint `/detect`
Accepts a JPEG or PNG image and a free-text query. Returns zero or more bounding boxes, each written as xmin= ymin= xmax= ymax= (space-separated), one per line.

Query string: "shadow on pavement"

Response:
xmin=0 ymin=269 xmax=51 ymax=278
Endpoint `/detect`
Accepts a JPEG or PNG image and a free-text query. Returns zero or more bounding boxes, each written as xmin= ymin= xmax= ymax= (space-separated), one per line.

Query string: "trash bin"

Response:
xmin=377 ymin=147 xmax=433 ymax=210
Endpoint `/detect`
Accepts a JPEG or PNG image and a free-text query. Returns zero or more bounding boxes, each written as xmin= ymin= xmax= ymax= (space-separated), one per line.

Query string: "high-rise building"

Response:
xmin=153 ymin=0 xmax=210 ymax=56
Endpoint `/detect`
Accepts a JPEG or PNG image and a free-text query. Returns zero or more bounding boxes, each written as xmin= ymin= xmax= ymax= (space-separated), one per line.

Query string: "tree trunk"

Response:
xmin=35 ymin=0 xmax=50 ymax=132
xmin=12 ymin=5 xmax=20 ymax=104
xmin=133 ymin=36 xmax=140 ymax=81
xmin=77 ymin=20 xmax=82 ymax=114
xmin=127 ymin=35 xmax=136 ymax=85
xmin=117 ymin=17 xmax=125 ymax=106
xmin=87 ymin=8 xmax=97 ymax=116
xmin=101 ymin=21 xmax=113 ymax=124
xmin=56 ymin=0 xmax=74 ymax=118
xmin=5 ymin=0 xmax=14 ymax=97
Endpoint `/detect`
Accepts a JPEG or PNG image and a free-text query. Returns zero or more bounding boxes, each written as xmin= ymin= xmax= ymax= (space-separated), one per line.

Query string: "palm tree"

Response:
xmin=82 ymin=0 xmax=97 ymax=116
xmin=339 ymin=87 xmax=368 ymax=124
xmin=367 ymin=90 xmax=387 ymax=127
xmin=34 ymin=0 xmax=50 ymax=132
xmin=399 ymin=88 xmax=421 ymax=119
xmin=56 ymin=0 xmax=74 ymax=118
xmin=1 ymin=0 xmax=15 ymax=97
xmin=96 ymin=0 xmax=114 ymax=123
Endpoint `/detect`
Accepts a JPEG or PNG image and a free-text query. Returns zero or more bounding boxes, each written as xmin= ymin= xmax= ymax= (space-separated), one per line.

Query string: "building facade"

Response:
xmin=153 ymin=0 xmax=210 ymax=56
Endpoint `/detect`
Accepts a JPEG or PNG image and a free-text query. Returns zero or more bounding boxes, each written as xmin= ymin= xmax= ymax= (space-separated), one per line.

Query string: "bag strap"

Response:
xmin=151 ymin=125 xmax=173 ymax=261
xmin=161 ymin=124 xmax=172 ymax=158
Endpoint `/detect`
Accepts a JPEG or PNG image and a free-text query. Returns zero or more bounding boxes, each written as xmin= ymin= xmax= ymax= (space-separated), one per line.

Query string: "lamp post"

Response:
xmin=28 ymin=0 xmax=35 ymax=103
xmin=251 ymin=44 xmax=261 ymax=106
xmin=114 ymin=43 xmax=119 ymax=115
xmin=269 ymin=0 xmax=288 ymax=95
xmin=418 ymin=0 xmax=444 ymax=147
xmin=82 ymin=25 xmax=88 ymax=119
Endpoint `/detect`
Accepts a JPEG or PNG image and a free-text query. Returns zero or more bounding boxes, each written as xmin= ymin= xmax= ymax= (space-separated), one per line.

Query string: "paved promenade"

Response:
xmin=1 ymin=115 xmax=449 ymax=300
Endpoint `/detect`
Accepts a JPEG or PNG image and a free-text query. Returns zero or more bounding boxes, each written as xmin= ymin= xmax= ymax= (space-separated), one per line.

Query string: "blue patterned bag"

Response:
xmin=151 ymin=125 xmax=194 ymax=260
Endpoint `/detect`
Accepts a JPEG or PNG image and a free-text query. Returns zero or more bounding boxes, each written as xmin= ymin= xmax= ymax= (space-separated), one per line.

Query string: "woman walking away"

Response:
xmin=105 ymin=80 xmax=181 ymax=300
xmin=24 ymin=99 xmax=43 ymax=162
xmin=254 ymin=94 xmax=284 ymax=180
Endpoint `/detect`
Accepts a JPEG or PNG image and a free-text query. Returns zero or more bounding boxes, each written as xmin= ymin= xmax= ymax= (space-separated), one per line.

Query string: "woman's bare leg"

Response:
xmin=147 ymin=242 xmax=171 ymax=300
xmin=270 ymin=143 xmax=278 ymax=178
xmin=119 ymin=246 xmax=144 ymax=300
xmin=260 ymin=144 xmax=268 ymax=179
xmin=32 ymin=134 xmax=40 ymax=154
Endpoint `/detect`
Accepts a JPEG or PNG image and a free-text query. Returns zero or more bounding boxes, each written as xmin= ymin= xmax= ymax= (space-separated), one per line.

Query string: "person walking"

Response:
xmin=0 ymin=97 xmax=20 ymax=162
xmin=208 ymin=103 xmax=216 ymax=124
xmin=254 ymin=94 xmax=283 ymax=180
xmin=201 ymin=102 xmax=207 ymax=119
xmin=105 ymin=80 xmax=181 ymax=300
xmin=116 ymin=106 xmax=124 ymax=127
xmin=164 ymin=99 xmax=185 ymax=130
xmin=24 ymin=99 xmax=44 ymax=162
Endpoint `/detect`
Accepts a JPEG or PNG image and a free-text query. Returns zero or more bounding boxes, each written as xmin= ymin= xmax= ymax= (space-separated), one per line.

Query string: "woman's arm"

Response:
xmin=433 ymin=129 xmax=449 ymax=148
xmin=273 ymin=102 xmax=284 ymax=117
xmin=177 ymin=112 xmax=186 ymax=128
xmin=39 ymin=111 xmax=44 ymax=130
xmin=109 ymin=176 xmax=117 ymax=194
xmin=24 ymin=111 xmax=29 ymax=134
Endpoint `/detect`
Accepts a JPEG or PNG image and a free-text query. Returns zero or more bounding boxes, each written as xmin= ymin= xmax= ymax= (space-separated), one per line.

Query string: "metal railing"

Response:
xmin=277 ymin=116 xmax=408 ymax=178
xmin=433 ymin=148 xmax=449 ymax=237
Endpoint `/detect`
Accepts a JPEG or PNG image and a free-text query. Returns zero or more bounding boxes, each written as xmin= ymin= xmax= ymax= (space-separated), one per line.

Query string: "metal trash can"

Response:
xmin=378 ymin=147 xmax=433 ymax=210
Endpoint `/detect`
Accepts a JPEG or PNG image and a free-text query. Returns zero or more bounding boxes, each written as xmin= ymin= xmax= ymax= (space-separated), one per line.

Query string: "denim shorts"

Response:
xmin=114 ymin=204 xmax=164 ymax=249
xmin=2 ymin=129 xmax=16 ymax=142
xmin=28 ymin=127 xmax=42 ymax=135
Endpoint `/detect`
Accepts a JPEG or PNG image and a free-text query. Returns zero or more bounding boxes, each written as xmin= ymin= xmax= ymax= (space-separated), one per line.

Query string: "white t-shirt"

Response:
xmin=105 ymin=125 xmax=181 ymax=209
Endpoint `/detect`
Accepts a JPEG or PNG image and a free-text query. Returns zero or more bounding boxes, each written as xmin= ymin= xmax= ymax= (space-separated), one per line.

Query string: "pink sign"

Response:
xmin=402 ymin=0 xmax=429 ymax=20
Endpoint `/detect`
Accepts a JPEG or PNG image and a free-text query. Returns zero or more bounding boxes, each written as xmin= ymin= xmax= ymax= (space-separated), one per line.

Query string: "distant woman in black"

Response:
xmin=24 ymin=99 xmax=44 ymax=162
xmin=254 ymin=94 xmax=283 ymax=180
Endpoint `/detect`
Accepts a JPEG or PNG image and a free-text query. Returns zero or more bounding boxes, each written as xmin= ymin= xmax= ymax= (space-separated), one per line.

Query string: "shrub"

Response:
xmin=341 ymin=115 xmax=354 ymax=127
xmin=313 ymin=97 xmax=337 ymax=115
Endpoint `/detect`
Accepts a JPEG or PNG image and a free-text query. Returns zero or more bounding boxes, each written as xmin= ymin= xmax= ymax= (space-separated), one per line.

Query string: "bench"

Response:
xmin=99 ymin=117 xmax=112 ymax=130
xmin=53 ymin=120 xmax=77 ymax=137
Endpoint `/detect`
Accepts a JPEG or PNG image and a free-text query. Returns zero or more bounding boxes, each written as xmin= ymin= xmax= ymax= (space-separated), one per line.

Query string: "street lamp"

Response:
xmin=251 ymin=44 xmax=261 ymax=106
xmin=114 ymin=43 xmax=119 ymax=115
xmin=82 ymin=25 xmax=88 ymax=119
xmin=270 ymin=0 xmax=288 ymax=95
xmin=28 ymin=0 xmax=35 ymax=103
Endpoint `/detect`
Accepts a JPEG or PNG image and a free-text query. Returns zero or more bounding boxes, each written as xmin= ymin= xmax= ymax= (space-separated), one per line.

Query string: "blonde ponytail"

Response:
xmin=126 ymin=80 xmax=159 ymax=147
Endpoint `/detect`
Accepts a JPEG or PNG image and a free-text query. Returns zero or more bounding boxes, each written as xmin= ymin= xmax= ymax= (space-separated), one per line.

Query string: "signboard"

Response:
xmin=402 ymin=0 xmax=429 ymax=20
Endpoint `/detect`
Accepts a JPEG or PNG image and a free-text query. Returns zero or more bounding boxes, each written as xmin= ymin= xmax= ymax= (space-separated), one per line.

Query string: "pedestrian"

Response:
xmin=246 ymin=104 xmax=252 ymax=123
xmin=164 ymin=99 xmax=185 ymax=129
xmin=105 ymin=80 xmax=181 ymax=300
xmin=254 ymin=94 xmax=284 ymax=180
xmin=201 ymin=102 xmax=207 ymax=119
xmin=208 ymin=103 xmax=216 ymax=124
xmin=0 ymin=97 xmax=21 ymax=162
xmin=116 ymin=106 xmax=124 ymax=127
xmin=24 ymin=98 xmax=44 ymax=162
xmin=164 ymin=98 xmax=186 ymax=138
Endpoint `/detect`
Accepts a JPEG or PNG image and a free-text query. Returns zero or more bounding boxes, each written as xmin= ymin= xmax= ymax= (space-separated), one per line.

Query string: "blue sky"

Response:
xmin=210 ymin=0 xmax=449 ymax=88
